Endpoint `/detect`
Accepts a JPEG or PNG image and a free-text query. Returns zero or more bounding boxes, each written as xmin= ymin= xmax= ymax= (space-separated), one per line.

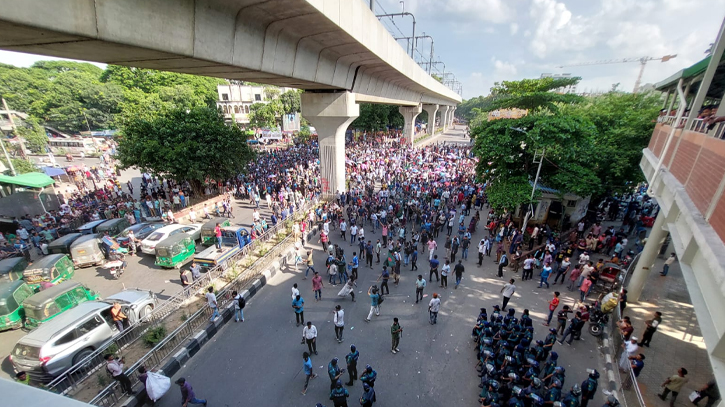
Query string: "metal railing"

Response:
xmin=657 ymin=115 xmax=725 ymax=139
xmin=609 ymin=253 xmax=647 ymax=407
xmin=46 ymin=196 xmax=324 ymax=397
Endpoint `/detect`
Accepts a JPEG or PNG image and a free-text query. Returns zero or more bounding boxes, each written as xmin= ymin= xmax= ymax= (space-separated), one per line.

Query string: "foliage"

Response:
xmin=351 ymin=104 xmax=404 ymax=131
xmin=14 ymin=117 xmax=48 ymax=153
xmin=248 ymin=100 xmax=284 ymax=129
xmin=279 ymin=90 xmax=302 ymax=115
xmin=1 ymin=157 xmax=40 ymax=175
xmin=142 ymin=325 xmax=167 ymax=348
xmin=263 ymin=86 xmax=280 ymax=101
xmin=116 ymin=106 xmax=256 ymax=194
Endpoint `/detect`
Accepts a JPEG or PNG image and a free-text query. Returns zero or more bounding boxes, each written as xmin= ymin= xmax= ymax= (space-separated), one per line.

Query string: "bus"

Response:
xmin=48 ymin=138 xmax=97 ymax=156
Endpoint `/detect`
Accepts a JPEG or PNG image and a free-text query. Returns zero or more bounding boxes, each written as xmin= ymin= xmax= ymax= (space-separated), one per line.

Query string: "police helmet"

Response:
xmin=530 ymin=361 xmax=540 ymax=369
xmin=571 ymin=384 xmax=582 ymax=396
xmin=589 ymin=369 xmax=600 ymax=379
xmin=555 ymin=366 xmax=565 ymax=374
xmin=532 ymin=378 xmax=543 ymax=389
xmin=549 ymin=351 xmax=558 ymax=360
xmin=350 ymin=344 xmax=356 ymax=352
xmin=365 ymin=364 xmax=373 ymax=372
xmin=552 ymin=379 xmax=562 ymax=388
xmin=549 ymin=328 xmax=557 ymax=334
xmin=489 ymin=380 xmax=501 ymax=391
xmin=536 ymin=340 xmax=544 ymax=346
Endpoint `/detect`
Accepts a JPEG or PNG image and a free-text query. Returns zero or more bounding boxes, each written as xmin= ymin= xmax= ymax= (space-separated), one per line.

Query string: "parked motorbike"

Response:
xmin=588 ymin=302 xmax=610 ymax=337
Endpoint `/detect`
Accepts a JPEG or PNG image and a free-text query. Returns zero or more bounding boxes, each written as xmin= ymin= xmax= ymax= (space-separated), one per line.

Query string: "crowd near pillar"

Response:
xmin=301 ymin=91 xmax=359 ymax=195
xmin=399 ymin=104 xmax=422 ymax=145
xmin=627 ymin=211 xmax=668 ymax=302
xmin=422 ymin=104 xmax=439 ymax=135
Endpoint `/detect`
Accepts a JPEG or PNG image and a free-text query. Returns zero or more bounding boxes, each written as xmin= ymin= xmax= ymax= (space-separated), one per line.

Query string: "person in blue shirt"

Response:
xmin=350 ymin=252 xmax=359 ymax=280
xmin=301 ymin=352 xmax=317 ymax=395
xmin=328 ymin=358 xmax=344 ymax=390
xmin=429 ymin=255 xmax=440 ymax=282
xmin=365 ymin=286 xmax=380 ymax=322
xmin=360 ymin=382 xmax=376 ymax=406
xmin=329 ymin=380 xmax=350 ymax=407
xmin=345 ymin=345 xmax=359 ymax=386
xmin=411 ymin=247 xmax=418 ymax=271
xmin=539 ymin=262 xmax=553 ymax=288
xmin=360 ymin=365 xmax=377 ymax=387
xmin=630 ymin=353 xmax=645 ymax=377
xmin=292 ymin=295 xmax=305 ymax=327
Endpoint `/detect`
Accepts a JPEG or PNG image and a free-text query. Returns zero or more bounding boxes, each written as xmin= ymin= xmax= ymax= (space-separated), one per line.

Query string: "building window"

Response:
xmin=234 ymin=106 xmax=240 ymax=114
xmin=567 ymin=200 xmax=577 ymax=207
xmin=245 ymin=105 xmax=250 ymax=114
xmin=254 ymin=94 xmax=262 ymax=101
xmin=222 ymin=93 xmax=229 ymax=101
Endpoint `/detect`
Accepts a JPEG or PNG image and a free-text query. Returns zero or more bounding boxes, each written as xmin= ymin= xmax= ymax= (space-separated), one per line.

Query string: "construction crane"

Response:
xmin=558 ymin=55 xmax=677 ymax=93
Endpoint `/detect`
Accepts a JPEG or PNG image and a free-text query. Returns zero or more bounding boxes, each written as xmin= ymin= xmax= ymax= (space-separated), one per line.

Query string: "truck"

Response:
xmin=193 ymin=226 xmax=252 ymax=270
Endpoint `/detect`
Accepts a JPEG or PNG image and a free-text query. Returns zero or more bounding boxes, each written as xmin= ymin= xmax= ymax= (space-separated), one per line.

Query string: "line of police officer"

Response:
xmin=472 ymin=306 xmax=620 ymax=407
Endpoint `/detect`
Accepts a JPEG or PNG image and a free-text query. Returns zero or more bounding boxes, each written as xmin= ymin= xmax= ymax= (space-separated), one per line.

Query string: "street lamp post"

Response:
xmin=510 ymin=127 xmax=544 ymax=235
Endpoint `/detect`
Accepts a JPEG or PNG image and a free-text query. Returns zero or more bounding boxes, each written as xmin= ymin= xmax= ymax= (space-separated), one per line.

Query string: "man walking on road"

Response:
xmin=391 ymin=317 xmax=402 ymax=354
xmin=429 ymin=255 xmax=440 ymax=283
xmin=544 ymin=291 xmax=560 ymax=326
xmin=440 ymin=259 xmax=450 ymax=288
xmin=365 ymin=287 xmax=380 ymax=322
xmin=206 ymin=286 xmax=219 ymax=322
xmin=415 ymin=275 xmax=427 ymax=303
xmin=658 ymin=367 xmax=689 ymax=407
xmin=454 ymin=260 xmax=465 ymax=288
xmin=345 ymin=345 xmax=359 ymax=386
xmin=501 ymin=279 xmax=516 ymax=311
xmin=497 ymin=252 xmax=508 ymax=278
xmin=376 ymin=266 xmax=390 ymax=296
xmin=638 ymin=311 xmax=662 ymax=347
xmin=175 ymin=377 xmax=207 ymax=407
xmin=301 ymin=352 xmax=317 ymax=395
xmin=661 ymin=253 xmax=677 ymax=276
xmin=312 ymin=272 xmax=324 ymax=301
xmin=302 ymin=321 xmax=318 ymax=355
xmin=334 ymin=305 xmax=345 ymax=343
xmin=293 ymin=294 xmax=305 ymax=326
xmin=428 ymin=293 xmax=441 ymax=324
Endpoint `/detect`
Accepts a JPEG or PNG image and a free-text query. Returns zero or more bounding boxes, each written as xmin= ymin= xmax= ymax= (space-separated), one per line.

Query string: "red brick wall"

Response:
xmin=651 ymin=124 xmax=669 ymax=158
xmin=685 ymin=137 xmax=725 ymax=214
xmin=709 ymin=188 xmax=725 ymax=243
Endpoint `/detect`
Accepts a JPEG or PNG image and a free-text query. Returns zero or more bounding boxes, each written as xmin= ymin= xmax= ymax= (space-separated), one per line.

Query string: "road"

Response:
xmin=152 ymin=142 xmax=609 ymax=407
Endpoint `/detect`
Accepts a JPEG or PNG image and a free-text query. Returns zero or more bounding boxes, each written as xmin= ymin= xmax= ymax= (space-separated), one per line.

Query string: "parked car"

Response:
xmin=23 ymin=281 xmax=99 ymax=329
xmin=76 ymin=220 xmax=107 ymax=235
xmin=10 ymin=288 xmax=157 ymax=381
xmin=96 ymin=218 xmax=131 ymax=238
xmin=22 ymin=254 xmax=75 ymax=292
xmin=116 ymin=222 xmax=164 ymax=248
xmin=0 ymin=280 xmax=35 ymax=331
xmin=46 ymin=233 xmax=82 ymax=256
xmin=139 ymin=224 xmax=202 ymax=255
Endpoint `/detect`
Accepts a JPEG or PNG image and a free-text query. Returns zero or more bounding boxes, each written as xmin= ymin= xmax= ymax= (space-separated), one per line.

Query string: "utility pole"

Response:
xmin=375 ymin=12 xmax=416 ymax=58
xmin=414 ymin=34 xmax=434 ymax=74
xmin=2 ymin=97 xmax=27 ymax=158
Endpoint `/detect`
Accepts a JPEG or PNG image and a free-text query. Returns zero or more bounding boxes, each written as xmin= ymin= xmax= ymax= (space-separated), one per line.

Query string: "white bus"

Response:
xmin=48 ymin=138 xmax=98 ymax=156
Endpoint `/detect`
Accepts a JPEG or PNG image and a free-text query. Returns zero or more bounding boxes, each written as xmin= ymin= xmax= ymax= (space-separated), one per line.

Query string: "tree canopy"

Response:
xmin=116 ymin=106 xmax=255 ymax=194
xmin=350 ymin=104 xmax=404 ymax=132
xmin=471 ymin=77 xmax=660 ymax=213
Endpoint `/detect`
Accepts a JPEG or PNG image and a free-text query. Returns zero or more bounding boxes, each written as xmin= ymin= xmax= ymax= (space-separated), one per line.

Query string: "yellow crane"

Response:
xmin=558 ymin=55 xmax=677 ymax=93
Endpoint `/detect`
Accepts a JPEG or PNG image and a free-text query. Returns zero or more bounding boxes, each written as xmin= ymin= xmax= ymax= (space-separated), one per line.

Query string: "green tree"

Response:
xmin=279 ymin=90 xmax=302 ymax=115
xmin=248 ymin=100 xmax=284 ymax=129
xmin=1 ymin=157 xmax=40 ymax=175
xmin=15 ymin=117 xmax=48 ymax=153
xmin=116 ymin=106 xmax=255 ymax=195
xmin=351 ymin=104 xmax=403 ymax=131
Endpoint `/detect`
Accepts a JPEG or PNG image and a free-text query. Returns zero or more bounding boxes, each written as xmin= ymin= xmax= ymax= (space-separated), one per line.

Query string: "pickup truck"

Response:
xmin=193 ymin=226 xmax=251 ymax=270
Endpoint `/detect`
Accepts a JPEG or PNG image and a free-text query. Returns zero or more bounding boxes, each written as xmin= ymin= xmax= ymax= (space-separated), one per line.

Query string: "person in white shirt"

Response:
xmin=105 ymin=354 xmax=133 ymax=393
xmin=292 ymin=283 xmax=300 ymax=300
xmin=440 ymin=260 xmax=451 ymax=288
xmin=501 ymin=279 xmax=516 ymax=310
xmin=333 ymin=305 xmax=345 ymax=343
xmin=350 ymin=224 xmax=358 ymax=245
xmin=206 ymin=286 xmax=219 ymax=321
xmin=188 ymin=208 xmax=196 ymax=223
xmin=428 ymin=293 xmax=441 ymax=325
xmin=302 ymin=321 xmax=318 ymax=355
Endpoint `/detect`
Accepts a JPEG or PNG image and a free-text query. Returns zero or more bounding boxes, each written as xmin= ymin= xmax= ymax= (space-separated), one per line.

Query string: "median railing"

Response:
xmin=610 ymin=253 xmax=647 ymax=407
xmin=46 ymin=196 xmax=324 ymax=398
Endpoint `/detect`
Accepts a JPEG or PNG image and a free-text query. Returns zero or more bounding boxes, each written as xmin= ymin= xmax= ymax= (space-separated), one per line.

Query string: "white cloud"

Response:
xmin=494 ymin=60 xmax=517 ymax=76
xmin=415 ymin=0 xmax=513 ymax=23
xmin=510 ymin=23 xmax=519 ymax=35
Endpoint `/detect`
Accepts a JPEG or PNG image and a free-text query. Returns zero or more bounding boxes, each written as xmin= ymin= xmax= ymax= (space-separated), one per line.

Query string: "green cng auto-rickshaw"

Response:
xmin=0 ymin=257 xmax=29 ymax=281
xmin=96 ymin=218 xmax=131 ymax=238
xmin=0 ymin=280 xmax=34 ymax=331
xmin=22 ymin=281 xmax=99 ymax=329
xmin=155 ymin=234 xmax=195 ymax=268
xmin=200 ymin=217 xmax=230 ymax=246
xmin=47 ymin=233 xmax=82 ymax=256
xmin=22 ymin=254 xmax=75 ymax=292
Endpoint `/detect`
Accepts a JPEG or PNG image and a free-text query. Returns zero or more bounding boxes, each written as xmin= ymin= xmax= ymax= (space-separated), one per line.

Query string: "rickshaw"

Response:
xmin=155 ymin=234 xmax=195 ymax=268
xmin=200 ymin=217 xmax=230 ymax=246
xmin=47 ymin=233 xmax=82 ymax=256
xmin=0 ymin=280 xmax=34 ymax=331
xmin=22 ymin=280 xmax=99 ymax=329
xmin=22 ymin=254 xmax=75 ymax=292
xmin=597 ymin=263 xmax=624 ymax=291
xmin=0 ymin=257 xmax=29 ymax=281
xmin=96 ymin=218 xmax=131 ymax=238
xmin=70 ymin=234 xmax=106 ymax=268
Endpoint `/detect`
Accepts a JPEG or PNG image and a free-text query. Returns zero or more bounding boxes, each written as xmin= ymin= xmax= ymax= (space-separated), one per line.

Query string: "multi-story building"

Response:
xmin=539 ymin=73 xmax=578 ymax=94
xmin=216 ymin=83 xmax=294 ymax=126
xmin=636 ymin=19 xmax=725 ymax=392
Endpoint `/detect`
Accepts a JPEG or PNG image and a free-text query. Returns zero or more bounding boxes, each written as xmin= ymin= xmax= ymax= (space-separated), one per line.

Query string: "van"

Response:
xmin=23 ymin=281 xmax=99 ymax=329
xmin=76 ymin=220 xmax=107 ymax=235
xmin=96 ymin=218 xmax=131 ymax=238
xmin=46 ymin=233 xmax=82 ymax=256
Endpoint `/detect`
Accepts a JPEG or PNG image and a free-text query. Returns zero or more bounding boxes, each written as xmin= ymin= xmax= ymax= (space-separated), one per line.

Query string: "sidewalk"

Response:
xmin=623 ymin=254 xmax=712 ymax=407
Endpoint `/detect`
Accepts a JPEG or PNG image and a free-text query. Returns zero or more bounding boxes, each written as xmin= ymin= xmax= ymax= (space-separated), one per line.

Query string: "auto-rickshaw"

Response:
xmin=77 ymin=220 xmax=107 ymax=235
xmin=96 ymin=218 xmax=131 ymax=238
xmin=22 ymin=254 xmax=75 ymax=292
xmin=65 ymin=153 xmax=73 ymax=162
xmin=70 ymin=235 xmax=106 ymax=268
xmin=22 ymin=280 xmax=99 ymax=329
xmin=47 ymin=232 xmax=82 ymax=256
xmin=0 ymin=257 xmax=29 ymax=281
xmin=0 ymin=280 xmax=34 ymax=331
xmin=155 ymin=234 xmax=195 ymax=268
xmin=200 ymin=217 xmax=230 ymax=246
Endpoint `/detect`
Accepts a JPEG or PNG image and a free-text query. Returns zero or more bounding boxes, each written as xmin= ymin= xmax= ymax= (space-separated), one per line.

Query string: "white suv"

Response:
xmin=139 ymin=224 xmax=201 ymax=255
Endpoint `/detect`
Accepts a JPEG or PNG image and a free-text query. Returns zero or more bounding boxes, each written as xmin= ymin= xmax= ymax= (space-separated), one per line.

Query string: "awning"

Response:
xmin=41 ymin=167 xmax=67 ymax=177
xmin=655 ymin=52 xmax=725 ymax=93
xmin=0 ymin=172 xmax=56 ymax=188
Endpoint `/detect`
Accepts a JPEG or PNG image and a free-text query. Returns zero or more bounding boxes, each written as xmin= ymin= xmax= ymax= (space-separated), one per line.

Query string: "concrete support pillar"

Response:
xmin=399 ymin=104 xmax=422 ymax=145
xmin=422 ymin=104 xmax=439 ymax=135
xmin=440 ymin=105 xmax=451 ymax=132
xmin=449 ymin=107 xmax=456 ymax=126
xmin=627 ymin=211 xmax=668 ymax=302
xmin=301 ymin=91 xmax=359 ymax=195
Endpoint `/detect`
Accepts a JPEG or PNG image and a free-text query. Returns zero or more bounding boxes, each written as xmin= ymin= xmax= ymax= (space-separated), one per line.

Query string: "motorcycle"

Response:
xmin=104 ymin=248 xmax=128 ymax=279
xmin=588 ymin=302 xmax=610 ymax=337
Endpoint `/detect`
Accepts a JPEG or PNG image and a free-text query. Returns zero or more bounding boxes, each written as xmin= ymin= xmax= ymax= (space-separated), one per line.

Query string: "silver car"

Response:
xmin=10 ymin=289 xmax=157 ymax=381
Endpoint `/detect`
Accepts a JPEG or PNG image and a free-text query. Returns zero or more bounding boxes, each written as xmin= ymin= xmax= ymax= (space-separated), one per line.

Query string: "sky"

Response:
xmin=0 ymin=0 xmax=723 ymax=100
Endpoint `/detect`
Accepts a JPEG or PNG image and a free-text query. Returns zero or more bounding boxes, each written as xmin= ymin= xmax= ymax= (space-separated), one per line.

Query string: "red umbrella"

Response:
xmin=66 ymin=166 xmax=80 ymax=172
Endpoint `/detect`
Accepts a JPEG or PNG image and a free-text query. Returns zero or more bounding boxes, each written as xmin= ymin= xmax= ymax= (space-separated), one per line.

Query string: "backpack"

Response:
xmin=377 ymin=295 xmax=384 ymax=304
xmin=237 ymin=295 xmax=246 ymax=309
xmin=502 ymin=256 xmax=509 ymax=267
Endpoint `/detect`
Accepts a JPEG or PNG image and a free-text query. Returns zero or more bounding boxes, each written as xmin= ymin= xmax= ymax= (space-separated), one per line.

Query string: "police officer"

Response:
xmin=345 ymin=345 xmax=359 ymax=386
xmin=329 ymin=358 xmax=345 ymax=390
xmin=360 ymin=382 xmax=376 ymax=406
xmin=560 ymin=384 xmax=582 ymax=407
xmin=543 ymin=379 xmax=563 ymax=405
xmin=580 ymin=370 xmax=599 ymax=407
xmin=360 ymin=364 xmax=377 ymax=388
xmin=330 ymin=380 xmax=350 ymax=407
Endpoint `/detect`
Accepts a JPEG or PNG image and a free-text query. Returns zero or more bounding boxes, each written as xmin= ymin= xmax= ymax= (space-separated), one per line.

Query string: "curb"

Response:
xmin=600 ymin=328 xmax=620 ymax=400
xmin=120 ymin=230 xmax=312 ymax=407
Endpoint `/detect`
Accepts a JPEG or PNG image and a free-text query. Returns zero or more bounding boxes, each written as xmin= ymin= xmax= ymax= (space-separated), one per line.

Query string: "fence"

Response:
xmin=609 ymin=252 xmax=647 ymax=407
xmin=46 ymin=196 xmax=324 ymax=397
